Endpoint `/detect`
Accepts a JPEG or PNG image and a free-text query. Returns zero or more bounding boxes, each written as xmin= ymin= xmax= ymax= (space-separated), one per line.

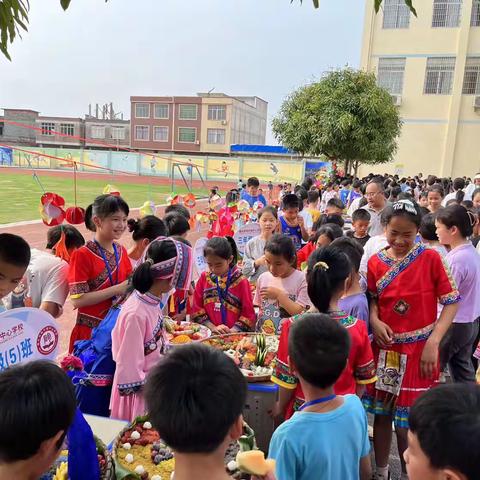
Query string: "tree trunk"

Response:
xmin=354 ymin=160 xmax=360 ymax=178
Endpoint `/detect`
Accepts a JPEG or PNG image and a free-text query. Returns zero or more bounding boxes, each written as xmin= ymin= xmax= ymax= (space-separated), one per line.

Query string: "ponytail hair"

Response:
xmin=84 ymin=194 xmax=129 ymax=232
xmin=127 ymin=215 xmax=167 ymax=242
xmin=306 ymin=246 xmax=352 ymax=313
xmin=132 ymin=239 xmax=177 ymax=293
xmin=203 ymin=236 xmax=238 ymax=268
xmin=453 ymin=177 xmax=466 ymax=205
xmin=455 ymin=189 xmax=465 ymax=204
xmin=436 ymin=204 xmax=475 ymax=238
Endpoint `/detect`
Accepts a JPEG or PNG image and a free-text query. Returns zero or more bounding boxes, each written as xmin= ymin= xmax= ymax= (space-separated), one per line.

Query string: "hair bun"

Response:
xmin=127 ymin=218 xmax=139 ymax=233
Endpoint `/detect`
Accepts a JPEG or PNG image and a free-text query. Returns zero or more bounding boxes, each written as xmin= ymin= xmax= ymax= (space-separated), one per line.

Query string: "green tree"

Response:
xmin=272 ymin=68 xmax=402 ymax=175
xmin=1 ymin=0 xmax=416 ymax=61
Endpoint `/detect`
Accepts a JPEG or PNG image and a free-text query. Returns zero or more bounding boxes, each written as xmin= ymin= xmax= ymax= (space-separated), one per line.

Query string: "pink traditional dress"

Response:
xmin=110 ymin=291 xmax=166 ymax=421
xmin=363 ymin=243 xmax=460 ymax=428
xmin=110 ymin=237 xmax=193 ymax=422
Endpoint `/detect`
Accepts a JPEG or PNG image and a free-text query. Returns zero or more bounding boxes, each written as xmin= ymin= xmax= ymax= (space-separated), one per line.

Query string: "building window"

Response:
xmin=153 ymin=126 xmax=169 ymax=142
xmin=0 ymin=122 xmax=3 ymax=136
xmin=111 ymin=127 xmax=125 ymax=140
xmin=178 ymin=127 xmax=196 ymax=143
xmin=208 ymin=105 xmax=226 ymax=121
xmin=382 ymin=0 xmax=411 ymax=28
xmin=60 ymin=123 xmax=74 ymax=136
xmin=91 ymin=125 xmax=105 ymax=139
xmin=462 ymin=57 xmax=480 ymax=94
xmin=207 ymin=128 xmax=225 ymax=144
xmin=424 ymin=57 xmax=456 ymax=94
xmin=432 ymin=0 xmax=462 ymax=28
xmin=154 ymin=104 xmax=169 ymax=119
xmin=135 ymin=126 xmax=150 ymax=141
xmin=377 ymin=57 xmax=406 ymax=94
xmin=472 ymin=0 xmax=480 ymax=25
xmin=179 ymin=104 xmax=198 ymax=120
xmin=41 ymin=122 xmax=55 ymax=135
xmin=135 ymin=103 xmax=150 ymax=118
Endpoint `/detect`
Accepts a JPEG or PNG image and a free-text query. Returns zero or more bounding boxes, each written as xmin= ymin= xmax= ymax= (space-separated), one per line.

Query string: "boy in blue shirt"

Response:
xmin=240 ymin=177 xmax=268 ymax=208
xmin=268 ymin=313 xmax=372 ymax=480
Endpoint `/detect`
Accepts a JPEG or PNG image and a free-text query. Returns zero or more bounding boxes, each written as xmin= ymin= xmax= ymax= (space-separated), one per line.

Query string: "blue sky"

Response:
xmin=0 ymin=0 xmax=366 ymax=143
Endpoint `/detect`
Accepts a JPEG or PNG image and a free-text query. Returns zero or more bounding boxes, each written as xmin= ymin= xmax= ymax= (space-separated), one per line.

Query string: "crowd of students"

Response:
xmin=0 ymin=171 xmax=479 ymax=480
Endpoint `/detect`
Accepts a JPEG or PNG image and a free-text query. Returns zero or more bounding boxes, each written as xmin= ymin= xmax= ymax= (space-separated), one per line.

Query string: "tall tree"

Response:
xmin=1 ymin=0 xmax=416 ymax=61
xmin=272 ymin=68 xmax=402 ymax=174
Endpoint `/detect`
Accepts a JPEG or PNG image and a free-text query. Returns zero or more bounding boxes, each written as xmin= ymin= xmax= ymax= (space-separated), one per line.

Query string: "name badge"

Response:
xmin=214 ymin=302 xmax=221 ymax=311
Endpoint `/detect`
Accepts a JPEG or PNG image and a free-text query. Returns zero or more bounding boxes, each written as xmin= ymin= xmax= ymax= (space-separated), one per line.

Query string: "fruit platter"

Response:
xmin=164 ymin=318 xmax=211 ymax=346
xmin=113 ymin=415 xmax=258 ymax=479
xmin=200 ymin=333 xmax=279 ymax=382
xmin=39 ymin=436 xmax=113 ymax=480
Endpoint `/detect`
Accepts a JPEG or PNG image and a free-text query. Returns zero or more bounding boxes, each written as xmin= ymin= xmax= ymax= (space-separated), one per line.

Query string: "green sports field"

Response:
xmin=0 ymin=172 xmax=208 ymax=224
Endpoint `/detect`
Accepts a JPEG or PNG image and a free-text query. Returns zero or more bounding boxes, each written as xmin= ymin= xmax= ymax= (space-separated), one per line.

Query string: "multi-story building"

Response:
xmin=361 ymin=0 xmax=480 ymax=177
xmin=36 ymin=115 xmax=84 ymax=148
xmin=130 ymin=93 xmax=268 ymax=154
xmin=0 ymin=108 xmax=129 ymax=150
xmin=84 ymin=117 xmax=130 ymax=149
xmin=0 ymin=108 xmax=39 ymax=146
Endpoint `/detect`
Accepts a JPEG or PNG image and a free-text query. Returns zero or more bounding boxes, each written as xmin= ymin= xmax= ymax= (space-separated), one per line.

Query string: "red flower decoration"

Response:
xmin=61 ymin=354 xmax=84 ymax=372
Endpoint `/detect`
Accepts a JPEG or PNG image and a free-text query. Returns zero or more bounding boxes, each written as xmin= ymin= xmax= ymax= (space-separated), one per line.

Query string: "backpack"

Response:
xmin=72 ymin=305 xmax=121 ymax=417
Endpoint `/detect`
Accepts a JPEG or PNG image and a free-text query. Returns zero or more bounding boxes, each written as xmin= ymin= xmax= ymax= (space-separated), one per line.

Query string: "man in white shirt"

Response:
xmin=363 ymin=178 xmax=388 ymax=237
xmin=6 ymin=225 xmax=85 ymax=318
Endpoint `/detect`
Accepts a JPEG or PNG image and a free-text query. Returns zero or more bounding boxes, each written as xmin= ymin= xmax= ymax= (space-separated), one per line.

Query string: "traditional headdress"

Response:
xmin=140 ymin=236 xmax=193 ymax=290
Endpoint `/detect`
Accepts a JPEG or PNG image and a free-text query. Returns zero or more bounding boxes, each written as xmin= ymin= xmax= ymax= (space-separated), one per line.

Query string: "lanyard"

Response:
xmin=215 ymin=269 xmax=232 ymax=325
xmin=298 ymin=394 xmax=336 ymax=411
xmin=95 ymin=240 xmax=119 ymax=287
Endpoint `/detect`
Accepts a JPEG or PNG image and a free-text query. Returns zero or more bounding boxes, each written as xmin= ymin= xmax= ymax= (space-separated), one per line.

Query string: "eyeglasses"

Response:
xmin=365 ymin=192 xmax=380 ymax=198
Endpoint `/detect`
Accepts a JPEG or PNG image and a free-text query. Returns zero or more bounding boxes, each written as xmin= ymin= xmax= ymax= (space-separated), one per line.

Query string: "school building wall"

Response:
xmin=359 ymin=0 xmax=480 ymax=178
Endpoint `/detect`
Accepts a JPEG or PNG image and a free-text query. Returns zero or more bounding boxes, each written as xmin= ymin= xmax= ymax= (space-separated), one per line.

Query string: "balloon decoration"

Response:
xmin=139 ymin=201 xmax=156 ymax=218
xmin=184 ymin=193 xmax=196 ymax=208
xmin=39 ymin=193 xmax=66 ymax=226
xmin=65 ymin=206 xmax=85 ymax=225
xmin=206 ymin=190 xmax=266 ymax=240
xmin=165 ymin=193 xmax=198 ymax=229
xmin=103 ymin=184 xmax=120 ymax=196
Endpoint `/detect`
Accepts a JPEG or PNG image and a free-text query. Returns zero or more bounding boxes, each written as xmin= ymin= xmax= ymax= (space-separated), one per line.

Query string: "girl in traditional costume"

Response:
xmin=68 ymin=195 xmax=132 ymax=352
xmin=110 ymin=237 xmax=192 ymax=421
xmin=192 ymin=236 xmax=255 ymax=334
xmin=271 ymin=246 xmax=376 ymax=420
xmin=364 ymin=200 xmax=460 ymax=480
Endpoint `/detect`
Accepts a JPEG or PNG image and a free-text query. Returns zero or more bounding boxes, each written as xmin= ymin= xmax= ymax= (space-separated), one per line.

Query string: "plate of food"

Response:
xmin=39 ymin=436 xmax=113 ymax=480
xmin=113 ymin=416 xmax=258 ymax=480
xmin=200 ymin=333 xmax=279 ymax=382
xmin=164 ymin=318 xmax=211 ymax=346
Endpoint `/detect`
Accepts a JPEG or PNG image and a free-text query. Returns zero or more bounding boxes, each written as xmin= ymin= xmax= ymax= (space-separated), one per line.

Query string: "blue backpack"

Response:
xmin=72 ymin=305 xmax=121 ymax=417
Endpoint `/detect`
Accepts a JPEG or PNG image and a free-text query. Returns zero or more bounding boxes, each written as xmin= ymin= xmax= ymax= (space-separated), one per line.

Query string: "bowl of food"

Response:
xmin=113 ymin=416 xmax=257 ymax=479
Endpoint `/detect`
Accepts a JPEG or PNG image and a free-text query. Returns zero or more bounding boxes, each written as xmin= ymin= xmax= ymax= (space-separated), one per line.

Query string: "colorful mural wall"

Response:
xmin=10 ymin=146 xmax=311 ymax=184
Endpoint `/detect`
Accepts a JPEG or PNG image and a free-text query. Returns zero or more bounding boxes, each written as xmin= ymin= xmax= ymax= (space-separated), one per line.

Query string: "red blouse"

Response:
xmin=69 ymin=240 xmax=132 ymax=329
